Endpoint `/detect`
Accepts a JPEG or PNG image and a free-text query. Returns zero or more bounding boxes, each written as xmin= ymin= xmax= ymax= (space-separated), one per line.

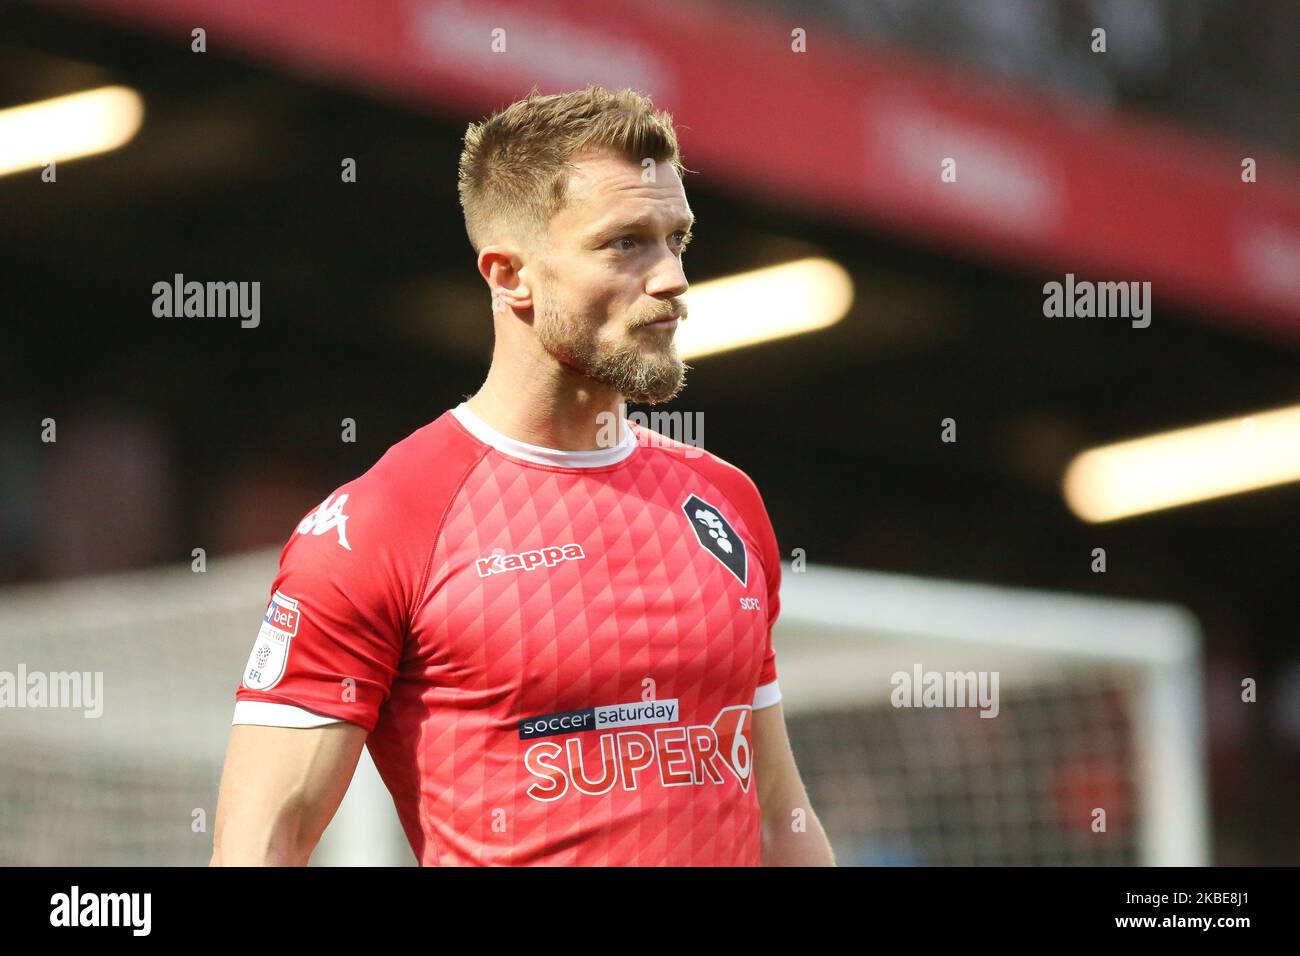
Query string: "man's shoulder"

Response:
xmin=297 ymin=409 xmax=486 ymax=544
xmin=629 ymin=421 xmax=782 ymax=578
xmin=365 ymin=408 xmax=485 ymax=488
xmin=629 ymin=420 xmax=767 ymax=516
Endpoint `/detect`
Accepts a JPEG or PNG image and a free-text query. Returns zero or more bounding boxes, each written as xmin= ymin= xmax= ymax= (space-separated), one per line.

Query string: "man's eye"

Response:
xmin=608 ymin=234 xmax=690 ymax=253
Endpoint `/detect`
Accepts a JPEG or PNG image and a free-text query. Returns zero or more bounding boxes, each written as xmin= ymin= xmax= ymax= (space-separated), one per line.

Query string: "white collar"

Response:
xmin=451 ymin=402 xmax=638 ymax=468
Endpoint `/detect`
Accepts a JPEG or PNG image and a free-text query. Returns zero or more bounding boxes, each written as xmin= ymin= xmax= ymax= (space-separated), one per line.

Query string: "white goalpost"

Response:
xmin=775 ymin=563 xmax=1208 ymax=865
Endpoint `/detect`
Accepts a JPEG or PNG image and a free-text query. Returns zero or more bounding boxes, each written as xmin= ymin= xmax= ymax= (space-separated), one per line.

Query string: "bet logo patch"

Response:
xmin=241 ymin=590 xmax=300 ymax=691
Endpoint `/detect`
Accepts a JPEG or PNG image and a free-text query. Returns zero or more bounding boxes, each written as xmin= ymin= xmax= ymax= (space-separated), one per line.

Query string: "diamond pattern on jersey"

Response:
xmin=370 ymin=443 xmax=772 ymax=866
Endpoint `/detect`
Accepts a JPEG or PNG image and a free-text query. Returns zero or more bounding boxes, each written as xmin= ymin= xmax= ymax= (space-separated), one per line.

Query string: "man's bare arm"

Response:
xmin=210 ymin=721 xmax=369 ymax=866
xmin=753 ymin=701 xmax=836 ymax=866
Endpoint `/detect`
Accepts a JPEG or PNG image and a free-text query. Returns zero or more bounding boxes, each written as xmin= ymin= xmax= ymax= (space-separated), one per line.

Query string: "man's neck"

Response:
xmin=466 ymin=371 xmax=627 ymax=452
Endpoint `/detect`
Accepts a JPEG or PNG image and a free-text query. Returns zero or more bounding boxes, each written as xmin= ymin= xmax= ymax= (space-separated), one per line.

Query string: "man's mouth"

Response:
xmin=640 ymin=311 xmax=682 ymax=331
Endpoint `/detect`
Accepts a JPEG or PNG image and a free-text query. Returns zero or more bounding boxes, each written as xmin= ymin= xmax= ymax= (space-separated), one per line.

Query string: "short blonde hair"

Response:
xmin=457 ymin=85 xmax=685 ymax=254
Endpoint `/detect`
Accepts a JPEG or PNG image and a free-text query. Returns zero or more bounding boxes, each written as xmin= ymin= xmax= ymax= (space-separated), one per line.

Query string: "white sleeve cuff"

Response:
xmin=232 ymin=700 xmax=348 ymax=728
xmin=753 ymin=679 xmax=782 ymax=710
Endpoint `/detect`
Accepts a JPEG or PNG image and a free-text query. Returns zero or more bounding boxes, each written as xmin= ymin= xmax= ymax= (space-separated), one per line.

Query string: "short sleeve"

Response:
xmin=233 ymin=488 xmax=411 ymax=733
xmin=751 ymin=485 xmax=783 ymax=710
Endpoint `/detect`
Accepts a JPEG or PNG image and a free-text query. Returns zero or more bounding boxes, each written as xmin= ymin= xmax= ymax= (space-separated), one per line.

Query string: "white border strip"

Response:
xmin=452 ymin=402 xmax=637 ymax=468
xmin=753 ymin=679 xmax=782 ymax=710
xmin=232 ymin=700 xmax=347 ymax=728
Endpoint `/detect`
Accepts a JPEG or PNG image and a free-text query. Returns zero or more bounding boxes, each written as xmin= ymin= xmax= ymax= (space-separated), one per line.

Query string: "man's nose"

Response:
xmin=646 ymin=251 xmax=688 ymax=299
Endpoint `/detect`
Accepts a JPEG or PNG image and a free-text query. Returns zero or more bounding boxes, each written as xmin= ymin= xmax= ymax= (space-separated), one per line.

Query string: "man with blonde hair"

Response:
xmin=213 ymin=85 xmax=834 ymax=866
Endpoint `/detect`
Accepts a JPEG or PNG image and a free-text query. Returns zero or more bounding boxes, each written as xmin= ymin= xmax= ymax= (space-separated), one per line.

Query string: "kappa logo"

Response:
xmin=476 ymin=543 xmax=586 ymax=577
xmin=682 ymin=493 xmax=747 ymax=585
xmin=297 ymin=492 xmax=352 ymax=550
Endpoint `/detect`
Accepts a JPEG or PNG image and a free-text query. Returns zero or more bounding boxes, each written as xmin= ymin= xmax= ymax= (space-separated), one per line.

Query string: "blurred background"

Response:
xmin=1 ymin=0 xmax=1298 ymax=865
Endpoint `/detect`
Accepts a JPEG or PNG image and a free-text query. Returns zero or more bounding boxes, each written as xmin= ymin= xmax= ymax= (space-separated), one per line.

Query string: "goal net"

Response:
xmin=777 ymin=564 xmax=1208 ymax=865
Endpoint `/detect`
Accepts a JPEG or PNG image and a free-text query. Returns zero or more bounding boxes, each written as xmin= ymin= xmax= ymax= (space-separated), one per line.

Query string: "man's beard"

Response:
xmin=535 ymin=302 xmax=688 ymax=404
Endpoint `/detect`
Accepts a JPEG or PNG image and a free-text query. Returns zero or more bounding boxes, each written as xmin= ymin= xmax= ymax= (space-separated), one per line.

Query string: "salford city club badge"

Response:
xmin=241 ymin=590 xmax=300 ymax=691
xmin=681 ymin=493 xmax=747 ymax=585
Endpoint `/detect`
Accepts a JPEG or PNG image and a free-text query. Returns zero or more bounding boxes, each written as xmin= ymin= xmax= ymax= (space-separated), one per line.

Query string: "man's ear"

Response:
xmin=479 ymin=246 xmax=534 ymax=314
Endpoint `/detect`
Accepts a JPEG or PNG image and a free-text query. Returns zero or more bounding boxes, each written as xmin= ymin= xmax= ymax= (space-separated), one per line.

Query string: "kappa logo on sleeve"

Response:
xmin=297 ymin=492 xmax=352 ymax=550
xmin=241 ymin=590 xmax=300 ymax=691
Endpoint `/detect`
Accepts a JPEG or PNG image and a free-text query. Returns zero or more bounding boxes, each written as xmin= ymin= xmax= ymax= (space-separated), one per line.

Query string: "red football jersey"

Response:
xmin=233 ymin=402 xmax=783 ymax=865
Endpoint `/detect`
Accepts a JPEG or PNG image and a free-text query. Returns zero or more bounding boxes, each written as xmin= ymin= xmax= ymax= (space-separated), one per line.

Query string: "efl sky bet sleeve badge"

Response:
xmin=241 ymin=590 xmax=300 ymax=691
xmin=681 ymin=493 xmax=747 ymax=585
